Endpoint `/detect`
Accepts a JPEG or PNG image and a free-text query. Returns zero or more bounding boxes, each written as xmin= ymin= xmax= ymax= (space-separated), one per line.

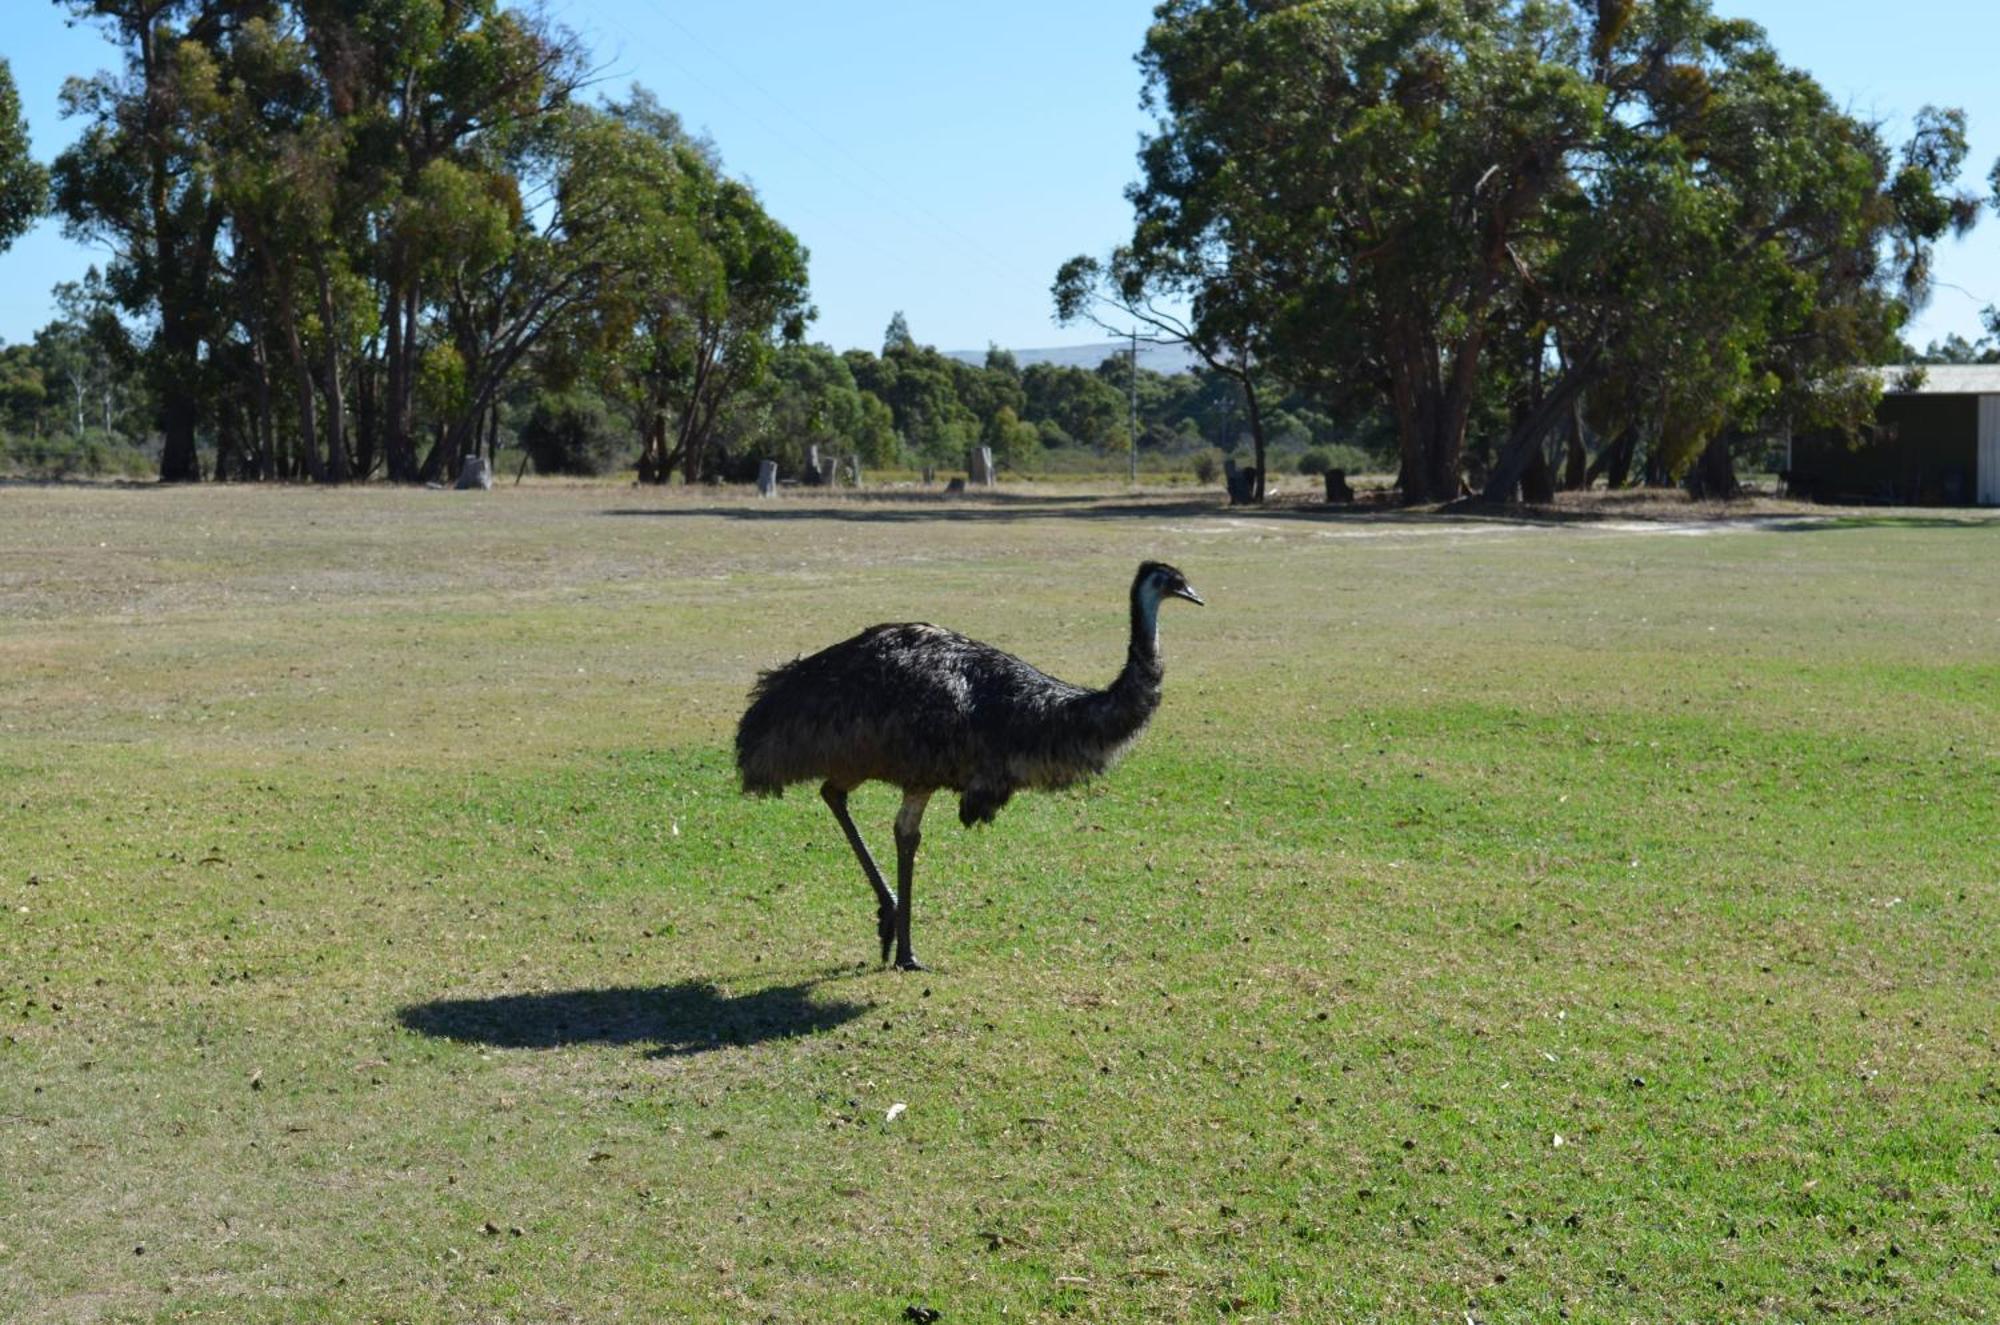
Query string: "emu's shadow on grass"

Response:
xmin=396 ymin=977 xmax=867 ymax=1057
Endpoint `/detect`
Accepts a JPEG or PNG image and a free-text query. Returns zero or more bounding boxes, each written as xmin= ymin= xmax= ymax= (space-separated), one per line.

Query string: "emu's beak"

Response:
xmin=1173 ymin=583 xmax=1205 ymax=606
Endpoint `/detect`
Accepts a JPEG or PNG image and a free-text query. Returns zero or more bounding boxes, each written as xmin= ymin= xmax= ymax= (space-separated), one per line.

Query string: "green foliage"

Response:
xmin=844 ymin=327 xmax=980 ymax=463
xmin=1021 ymin=361 xmax=1126 ymax=451
xmin=0 ymin=426 xmax=152 ymax=478
xmin=980 ymin=405 xmax=1039 ymax=470
xmin=519 ymin=390 xmax=624 ymax=476
xmin=730 ymin=342 xmax=900 ymax=474
xmin=0 ymin=57 xmax=47 ymax=251
xmin=584 ymin=93 xmax=814 ymax=485
xmin=882 ymin=310 xmax=914 ymax=355
xmin=1121 ymin=0 xmax=1985 ymax=501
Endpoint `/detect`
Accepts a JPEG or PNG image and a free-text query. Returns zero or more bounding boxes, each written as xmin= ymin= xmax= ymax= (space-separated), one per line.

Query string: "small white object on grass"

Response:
xmin=885 ymin=1102 xmax=907 ymax=1123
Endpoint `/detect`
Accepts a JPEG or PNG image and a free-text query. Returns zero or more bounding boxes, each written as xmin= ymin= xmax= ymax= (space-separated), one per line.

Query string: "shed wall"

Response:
xmin=1792 ymin=393 xmax=1978 ymax=504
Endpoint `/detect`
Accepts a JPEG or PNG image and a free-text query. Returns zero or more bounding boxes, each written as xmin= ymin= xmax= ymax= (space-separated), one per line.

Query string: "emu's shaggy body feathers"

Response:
xmin=735 ymin=620 xmax=1161 ymax=827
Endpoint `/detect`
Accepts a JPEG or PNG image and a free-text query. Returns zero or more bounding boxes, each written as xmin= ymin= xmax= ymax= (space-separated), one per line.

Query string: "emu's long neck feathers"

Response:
xmin=1121 ymin=577 xmax=1165 ymax=689
xmin=1066 ymin=574 xmax=1165 ymax=747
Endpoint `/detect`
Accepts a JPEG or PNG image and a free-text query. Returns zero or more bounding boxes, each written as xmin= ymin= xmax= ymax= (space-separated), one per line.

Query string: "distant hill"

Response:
xmin=944 ymin=341 xmax=1205 ymax=377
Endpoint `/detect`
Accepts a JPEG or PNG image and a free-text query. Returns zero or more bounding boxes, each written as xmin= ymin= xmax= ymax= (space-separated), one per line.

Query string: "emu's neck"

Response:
xmin=1090 ymin=580 xmax=1165 ymax=731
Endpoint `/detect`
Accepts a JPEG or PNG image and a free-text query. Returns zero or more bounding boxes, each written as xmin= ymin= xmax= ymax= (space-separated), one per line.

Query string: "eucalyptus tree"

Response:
xmin=644 ymin=168 xmax=811 ymax=483
xmin=39 ymin=269 xmax=137 ymax=439
xmin=844 ymin=333 xmax=977 ymax=467
xmin=1475 ymin=25 xmax=1979 ymax=501
xmin=1108 ymin=0 xmax=1980 ymax=504
xmin=744 ymin=343 xmax=898 ymax=475
xmin=184 ymin=8 xmax=358 ymax=479
xmin=0 ymin=58 xmax=48 ymax=251
xmin=565 ymin=93 xmax=808 ymax=486
xmin=54 ymin=0 xmax=280 ymax=481
xmin=427 ymin=94 xmax=743 ymax=484
xmin=293 ymin=0 xmax=586 ymax=481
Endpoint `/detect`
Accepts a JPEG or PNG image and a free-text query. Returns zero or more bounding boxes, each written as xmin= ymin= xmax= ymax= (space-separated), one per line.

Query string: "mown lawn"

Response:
xmin=2 ymin=483 xmax=1996 ymax=1323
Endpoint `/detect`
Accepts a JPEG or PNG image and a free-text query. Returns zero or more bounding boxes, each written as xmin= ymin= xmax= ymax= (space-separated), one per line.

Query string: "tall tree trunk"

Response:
xmin=353 ymin=352 xmax=378 ymax=479
xmin=1561 ymin=397 xmax=1588 ymax=491
xmin=1481 ymin=368 xmax=1596 ymax=503
xmin=157 ymin=387 xmax=202 ymax=482
xmin=1240 ymin=370 xmax=1267 ymax=503
xmin=1588 ymin=424 xmax=1639 ymax=489
xmin=1390 ymin=342 xmax=1480 ymax=502
xmin=312 ymin=256 xmax=350 ymax=484
xmin=1686 ymin=432 xmax=1741 ymax=500
xmin=215 ymin=399 xmax=240 ymax=480
xmin=382 ymin=272 xmax=419 ymax=481
xmin=248 ymin=312 xmax=277 ymax=481
xmin=272 ymin=286 xmax=321 ymax=482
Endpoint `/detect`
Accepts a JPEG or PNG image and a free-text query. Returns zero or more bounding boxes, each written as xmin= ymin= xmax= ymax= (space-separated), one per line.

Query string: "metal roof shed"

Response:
xmin=1791 ymin=365 xmax=1999 ymax=505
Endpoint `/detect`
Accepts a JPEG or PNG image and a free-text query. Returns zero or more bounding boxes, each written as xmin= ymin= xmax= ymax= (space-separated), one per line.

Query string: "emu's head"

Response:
xmin=1134 ymin=560 xmax=1204 ymax=610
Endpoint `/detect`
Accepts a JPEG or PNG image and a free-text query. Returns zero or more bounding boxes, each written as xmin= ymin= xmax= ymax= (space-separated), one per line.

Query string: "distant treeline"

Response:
xmin=6 ymin=2 xmax=812 ymax=485
xmin=0 ymin=3 xmax=1379 ymax=486
xmin=518 ymin=315 xmax=1395 ymax=482
xmin=3 ymin=2 xmax=1995 ymax=499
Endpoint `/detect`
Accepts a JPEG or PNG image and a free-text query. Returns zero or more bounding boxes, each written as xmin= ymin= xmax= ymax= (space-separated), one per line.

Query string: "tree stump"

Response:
xmin=1224 ymin=457 xmax=1259 ymax=505
xmin=1324 ymin=468 xmax=1355 ymax=502
xmin=756 ymin=460 xmax=778 ymax=496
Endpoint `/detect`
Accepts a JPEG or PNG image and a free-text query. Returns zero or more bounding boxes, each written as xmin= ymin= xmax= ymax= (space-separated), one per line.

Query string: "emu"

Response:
xmin=735 ymin=561 xmax=1203 ymax=970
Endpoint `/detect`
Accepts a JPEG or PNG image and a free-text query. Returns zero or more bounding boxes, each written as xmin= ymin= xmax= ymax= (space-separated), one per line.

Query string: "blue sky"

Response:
xmin=2 ymin=0 xmax=1995 ymax=356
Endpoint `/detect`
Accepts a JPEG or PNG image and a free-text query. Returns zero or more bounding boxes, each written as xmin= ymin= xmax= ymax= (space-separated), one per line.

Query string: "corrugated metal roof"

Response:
xmin=1875 ymin=364 xmax=2000 ymax=395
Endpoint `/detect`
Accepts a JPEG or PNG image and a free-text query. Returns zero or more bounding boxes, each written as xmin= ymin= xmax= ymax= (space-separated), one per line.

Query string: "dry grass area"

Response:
xmin=2 ymin=479 xmax=1997 ymax=1323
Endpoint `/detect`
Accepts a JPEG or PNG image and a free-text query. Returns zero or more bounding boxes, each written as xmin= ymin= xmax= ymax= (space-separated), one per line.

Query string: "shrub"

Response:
xmin=1296 ymin=448 xmax=1333 ymax=476
xmin=0 ymin=430 xmax=153 ymax=479
xmin=519 ymin=393 xmax=625 ymax=476
xmin=1192 ymin=452 xmax=1219 ymax=484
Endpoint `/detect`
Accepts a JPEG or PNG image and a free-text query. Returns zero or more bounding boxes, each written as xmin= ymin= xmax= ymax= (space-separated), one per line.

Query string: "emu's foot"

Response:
xmin=893 ymin=954 xmax=928 ymax=972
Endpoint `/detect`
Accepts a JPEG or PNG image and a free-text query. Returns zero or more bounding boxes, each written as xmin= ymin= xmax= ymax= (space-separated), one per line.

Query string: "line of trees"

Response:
xmin=1 ymin=1 xmax=813 ymax=485
xmin=5 ymin=2 xmax=1995 ymax=499
xmin=1 ymin=6 xmax=1366 ymax=488
xmin=515 ymin=312 xmax=1393 ymax=484
xmin=1061 ymin=0 xmax=1995 ymax=504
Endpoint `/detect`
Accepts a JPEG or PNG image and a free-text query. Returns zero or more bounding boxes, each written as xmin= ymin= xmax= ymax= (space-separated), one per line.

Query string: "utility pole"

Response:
xmin=1128 ymin=327 xmax=1139 ymax=487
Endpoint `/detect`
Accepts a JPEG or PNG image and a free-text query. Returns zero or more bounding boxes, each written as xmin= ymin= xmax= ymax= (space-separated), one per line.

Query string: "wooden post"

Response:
xmin=454 ymin=454 xmax=493 ymax=490
xmin=967 ymin=446 xmax=995 ymax=487
xmin=756 ymin=459 xmax=778 ymax=496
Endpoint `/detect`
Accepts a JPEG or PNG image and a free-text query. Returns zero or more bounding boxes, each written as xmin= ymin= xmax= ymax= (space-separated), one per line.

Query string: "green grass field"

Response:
xmin=3 ymin=482 xmax=1996 ymax=1323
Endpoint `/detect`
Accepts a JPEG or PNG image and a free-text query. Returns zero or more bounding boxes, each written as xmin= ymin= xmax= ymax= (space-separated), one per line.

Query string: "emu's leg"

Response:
xmin=892 ymin=789 xmax=933 ymax=971
xmin=821 ymin=782 xmax=897 ymax=963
